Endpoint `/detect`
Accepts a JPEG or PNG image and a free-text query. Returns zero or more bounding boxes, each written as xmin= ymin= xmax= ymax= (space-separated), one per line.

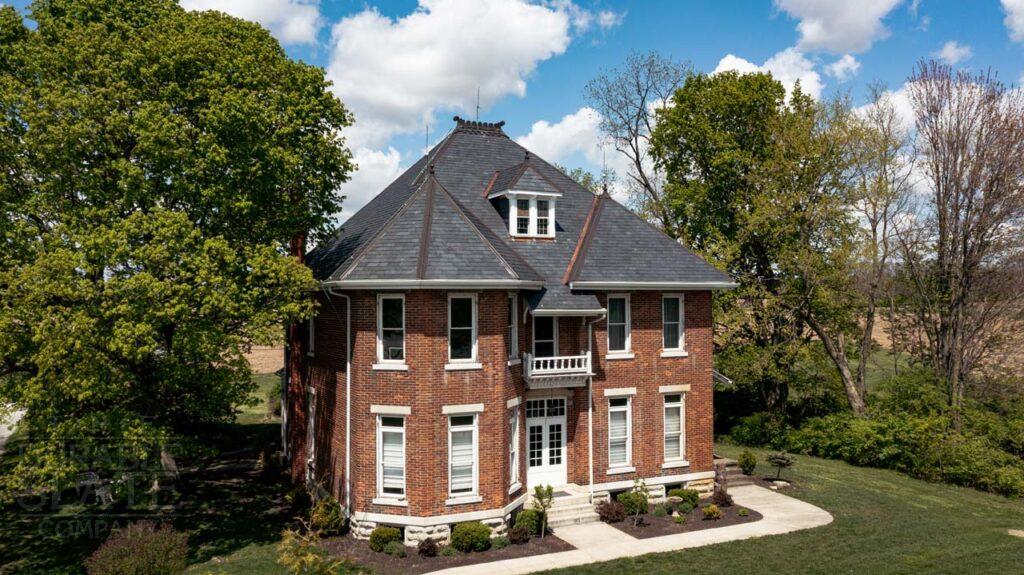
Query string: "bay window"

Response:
xmin=377 ymin=416 xmax=406 ymax=498
xmin=377 ymin=295 xmax=405 ymax=363
xmin=448 ymin=294 xmax=478 ymax=363
xmin=607 ymin=295 xmax=631 ymax=355
xmin=448 ymin=414 xmax=478 ymax=497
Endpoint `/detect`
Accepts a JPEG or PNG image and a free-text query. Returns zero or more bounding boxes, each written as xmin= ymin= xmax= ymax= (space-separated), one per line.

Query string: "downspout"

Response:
xmin=585 ymin=313 xmax=606 ymax=504
xmin=327 ymin=288 xmax=353 ymax=518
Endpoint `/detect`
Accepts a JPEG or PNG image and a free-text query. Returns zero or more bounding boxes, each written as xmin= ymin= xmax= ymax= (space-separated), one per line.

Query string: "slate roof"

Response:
xmin=307 ymin=116 xmax=732 ymax=312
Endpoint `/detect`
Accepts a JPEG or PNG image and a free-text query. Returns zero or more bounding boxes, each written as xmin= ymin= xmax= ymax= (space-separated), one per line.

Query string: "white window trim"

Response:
xmin=447 ymin=413 xmax=480 ymax=503
xmin=661 ymin=293 xmax=687 ymax=356
xmin=305 ymin=387 xmax=317 ymax=483
xmin=307 ymin=317 xmax=315 ymax=357
xmin=508 ymin=192 xmax=557 ymax=239
xmin=507 ymin=292 xmax=519 ymax=360
xmin=447 ymin=293 xmax=479 ymax=365
xmin=663 ymin=392 xmax=687 ymax=466
xmin=607 ymin=396 xmax=632 ymax=472
xmin=376 ymin=415 xmax=406 ymax=503
xmin=606 ymin=293 xmax=632 ymax=357
xmin=376 ymin=294 xmax=406 ymax=367
xmin=532 ymin=315 xmax=559 ymax=357
xmin=509 ymin=405 xmax=520 ymax=489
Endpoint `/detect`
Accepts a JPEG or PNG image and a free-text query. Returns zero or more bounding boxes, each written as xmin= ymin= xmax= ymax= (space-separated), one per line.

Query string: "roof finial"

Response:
xmin=524 ymin=151 xmax=530 ymax=162
xmin=429 ymin=164 xmax=435 ymax=175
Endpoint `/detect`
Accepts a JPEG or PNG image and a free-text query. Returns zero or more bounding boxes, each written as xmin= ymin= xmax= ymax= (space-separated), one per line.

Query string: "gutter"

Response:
xmin=325 ymin=288 xmax=353 ymax=518
xmin=531 ymin=308 xmax=606 ymax=317
xmin=322 ymin=279 xmax=544 ymax=290
xmin=569 ymin=281 xmax=738 ymax=290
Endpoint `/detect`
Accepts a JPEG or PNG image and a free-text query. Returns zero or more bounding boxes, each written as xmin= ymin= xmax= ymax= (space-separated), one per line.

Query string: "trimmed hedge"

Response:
xmin=450 ymin=522 xmax=491 ymax=553
xmin=616 ymin=491 xmax=647 ymax=516
xmin=667 ymin=488 xmax=700 ymax=509
xmin=513 ymin=508 xmax=542 ymax=535
xmin=85 ymin=521 xmax=188 ymax=575
xmin=369 ymin=526 xmax=401 ymax=553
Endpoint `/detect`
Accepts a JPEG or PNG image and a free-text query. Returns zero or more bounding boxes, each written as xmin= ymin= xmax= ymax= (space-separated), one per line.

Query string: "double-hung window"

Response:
xmin=377 ymin=416 xmax=406 ymax=498
xmin=607 ymin=295 xmax=631 ymax=355
xmin=509 ymin=194 xmax=557 ymax=238
xmin=448 ymin=414 xmax=478 ymax=497
xmin=307 ymin=316 xmax=315 ymax=357
xmin=662 ymin=294 xmax=685 ymax=353
xmin=509 ymin=407 xmax=520 ymax=487
xmin=536 ymin=200 xmax=551 ymax=235
xmin=448 ymin=294 xmax=478 ymax=363
xmin=533 ymin=316 xmax=556 ymax=357
xmin=377 ymin=295 xmax=405 ymax=363
xmin=608 ymin=397 xmax=632 ymax=468
xmin=663 ymin=394 xmax=685 ymax=463
xmin=516 ymin=199 xmax=531 ymax=235
xmin=507 ymin=293 xmax=519 ymax=359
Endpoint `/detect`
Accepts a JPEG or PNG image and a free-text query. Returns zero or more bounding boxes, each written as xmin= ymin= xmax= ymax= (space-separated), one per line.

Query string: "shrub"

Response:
xmin=491 ymin=536 xmax=510 ymax=550
xmin=616 ymin=491 xmax=648 ymax=516
xmin=738 ymin=508 xmax=749 ymax=517
xmin=439 ymin=545 xmax=459 ymax=557
xmin=674 ymin=515 xmax=686 ymax=524
xmin=310 ymin=496 xmax=345 ymax=535
xmin=531 ymin=485 xmax=555 ymax=538
xmin=514 ymin=508 xmax=542 ymax=535
xmin=508 ymin=525 xmax=531 ymax=544
xmin=285 ymin=485 xmax=312 ymax=514
xmin=369 ymin=526 xmax=401 ymax=553
xmin=417 ymin=538 xmax=439 ymax=557
xmin=450 ymin=522 xmax=491 ymax=553
xmin=85 ymin=521 xmax=188 ymax=575
xmin=384 ymin=541 xmax=406 ymax=558
xmin=596 ymin=500 xmax=627 ymax=523
xmin=702 ymin=504 xmax=722 ymax=520
xmin=652 ymin=504 xmax=668 ymax=517
xmin=277 ymin=524 xmax=358 ymax=575
xmin=738 ymin=450 xmax=757 ymax=475
xmin=729 ymin=412 xmax=790 ymax=448
xmin=666 ymin=488 xmax=700 ymax=509
xmin=679 ymin=502 xmax=695 ymax=514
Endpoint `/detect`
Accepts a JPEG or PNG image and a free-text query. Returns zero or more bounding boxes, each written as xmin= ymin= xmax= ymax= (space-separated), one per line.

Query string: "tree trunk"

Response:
xmin=805 ymin=315 xmax=867 ymax=415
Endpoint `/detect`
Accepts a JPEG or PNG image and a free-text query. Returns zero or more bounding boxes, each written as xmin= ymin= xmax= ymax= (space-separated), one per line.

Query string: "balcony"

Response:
xmin=522 ymin=352 xmax=592 ymax=389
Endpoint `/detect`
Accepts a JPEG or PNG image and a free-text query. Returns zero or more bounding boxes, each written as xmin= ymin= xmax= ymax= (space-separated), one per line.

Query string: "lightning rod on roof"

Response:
xmin=475 ymin=86 xmax=480 ymax=121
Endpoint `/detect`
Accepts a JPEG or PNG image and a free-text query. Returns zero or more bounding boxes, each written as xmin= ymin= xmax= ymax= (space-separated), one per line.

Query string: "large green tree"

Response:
xmin=0 ymin=0 xmax=353 ymax=495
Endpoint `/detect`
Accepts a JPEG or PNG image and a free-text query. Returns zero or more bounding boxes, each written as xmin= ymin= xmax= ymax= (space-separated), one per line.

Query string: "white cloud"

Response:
xmin=180 ymin=0 xmax=322 ymax=44
xmin=1002 ymin=0 xmax=1024 ymax=42
xmin=775 ymin=0 xmax=902 ymax=54
xmin=327 ymin=0 xmax=618 ymax=150
xmin=854 ymin=84 xmax=915 ymax=133
xmin=713 ymin=48 xmax=824 ymax=98
xmin=596 ymin=10 xmax=626 ymax=30
xmin=826 ymin=54 xmax=860 ymax=82
xmin=932 ymin=41 xmax=972 ymax=65
xmin=516 ymin=107 xmax=605 ymax=166
xmin=336 ymin=147 xmax=403 ymax=223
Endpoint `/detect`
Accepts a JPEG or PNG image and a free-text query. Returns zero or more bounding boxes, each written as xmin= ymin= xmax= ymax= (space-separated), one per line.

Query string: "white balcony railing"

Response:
xmin=522 ymin=352 xmax=591 ymax=387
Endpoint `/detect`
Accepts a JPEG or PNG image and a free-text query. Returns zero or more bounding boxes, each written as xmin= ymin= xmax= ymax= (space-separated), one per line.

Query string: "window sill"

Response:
xmin=372 ymin=363 xmax=409 ymax=371
xmin=662 ymin=460 xmax=690 ymax=470
xmin=445 ymin=362 xmax=483 ymax=371
xmin=306 ymin=352 xmax=315 ymax=358
xmin=606 ymin=466 xmax=636 ymax=475
xmin=508 ymin=482 xmax=522 ymax=495
xmin=372 ymin=497 xmax=408 ymax=507
xmin=660 ymin=350 xmax=689 ymax=358
xmin=507 ymin=358 xmax=522 ymax=367
xmin=606 ymin=352 xmax=635 ymax=361
xmin=445 ymin=495 xmax=482 ymax=506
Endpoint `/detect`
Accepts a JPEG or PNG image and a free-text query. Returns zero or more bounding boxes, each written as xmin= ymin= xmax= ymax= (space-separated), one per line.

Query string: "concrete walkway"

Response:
xmin=427 ymin=484 xmax=832 ymax=575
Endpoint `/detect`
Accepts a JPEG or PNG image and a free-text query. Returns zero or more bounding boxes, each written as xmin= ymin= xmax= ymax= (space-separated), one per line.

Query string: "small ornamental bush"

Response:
xmin=616 ymin=491 xmax=647 ymax=516
xmin=514 ymin=508 xmax=542 ymax=535
xmin=666 ymin=488 xmax=700 ymax=509
xmin=652 ymin=504 xmax=668 ymax=518
xmin=738 ymin=508 xmax=750 ymax=517
xmin=286 ymin=485 xmax=313 ymax=514
xmin=702 ymin=504 xmax=722 ymax=520
xmin=417 ymin=538 xmax=439 ymax=557
xmin=450 ymin=522 xmax=492 ymax=553
xmin=440 ymin=545 xmax=459 ymax=557
xmin=679 ymin=502 xmax=695 ymax=514
xmin=86 ymin=521 xmax=188 ymax=575
xmin=674 ymin=515 xmax=686 ymax=524
xmin=491 ymin=536 xmax=511 ymax=550
xmin=508 ymin=525 xmax=531 ymax=544
xmin=369 ymin=526 xmax=401 ymax=553
xmin=738 ymin=450 xmax=758 ymax=476
xmin=596 ymin=500 xmax=627 ymax=523
xmin=384 ymin=541 xmax=406 ymax=558
xmin=310 ymin=496 xmax=345 ymax=535
xmin=277 ymin=523 xmax=359 ymax=575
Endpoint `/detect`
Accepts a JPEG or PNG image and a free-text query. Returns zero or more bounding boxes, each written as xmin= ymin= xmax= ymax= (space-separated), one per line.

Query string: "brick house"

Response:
xmin=284 ymin=117 xmax=734 ymax=545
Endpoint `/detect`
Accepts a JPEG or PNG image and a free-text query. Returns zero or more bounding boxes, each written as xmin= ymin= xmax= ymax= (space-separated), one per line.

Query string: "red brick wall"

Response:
xmin=289 ymin=289 xmax=714 ymax=517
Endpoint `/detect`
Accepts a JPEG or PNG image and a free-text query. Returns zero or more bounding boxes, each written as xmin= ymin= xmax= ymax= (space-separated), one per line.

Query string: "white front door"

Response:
xmin=526 ymin=398 xmax=567 ymax=489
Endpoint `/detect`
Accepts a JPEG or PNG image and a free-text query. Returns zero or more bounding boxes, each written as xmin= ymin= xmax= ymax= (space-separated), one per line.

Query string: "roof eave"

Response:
xmin=322 ymin=279 xmax=545 ymax=290
xmin=531 ymin=308 xmax=607 ymax=316
xmin=569 ymin=281 xmax=738 ymax=290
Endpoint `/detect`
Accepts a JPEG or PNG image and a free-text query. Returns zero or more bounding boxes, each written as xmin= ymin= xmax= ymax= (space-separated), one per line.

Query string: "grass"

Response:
xmin=540 ymin=443 xmax=1024 ymax=575
xmin=0 ymin=372 xmax=291 ymax=575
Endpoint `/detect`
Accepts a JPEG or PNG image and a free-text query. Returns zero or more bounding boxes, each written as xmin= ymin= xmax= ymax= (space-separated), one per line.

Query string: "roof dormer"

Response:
xmin=486 ymin=157 xmax=562 ymax=239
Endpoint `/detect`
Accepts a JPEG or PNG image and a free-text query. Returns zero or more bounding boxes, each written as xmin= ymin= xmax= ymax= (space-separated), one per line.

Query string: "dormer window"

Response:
xmin=507 ymin=193 xmax=557 ymax=238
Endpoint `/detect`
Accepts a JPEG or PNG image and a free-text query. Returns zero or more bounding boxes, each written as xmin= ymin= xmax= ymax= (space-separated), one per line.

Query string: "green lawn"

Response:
xmin=540 ymin=443 xmax=1024 ymax=575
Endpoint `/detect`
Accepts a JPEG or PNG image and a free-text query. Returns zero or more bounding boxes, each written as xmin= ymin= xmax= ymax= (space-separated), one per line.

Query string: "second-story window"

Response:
xmin=507 ymin=293 xmax=519 ymax=359
xmin=448 ymin=294 xmax=477 ymax=362
xmin=516 ymin=199 xmax=530 ymax=234
xmin=536 ymin=200 xmax=550 ymax=235
xmin=663 ymin=294 xmax=685 ymax=352
xmin=509 ymin=194 xmax=556 ymax=238
xmin=607 ymin=295 xmax=631 ymax=354
xmin=533 ymin=316 xmax=556 ymax=357
xmin=377 ymin=294 xmax=405 ymax=362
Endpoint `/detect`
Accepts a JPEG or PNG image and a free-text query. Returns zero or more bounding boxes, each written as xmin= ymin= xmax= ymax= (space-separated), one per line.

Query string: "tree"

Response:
xmin=531 ymin=484 xmax=554 ymax=538
xmin=896 ymin=61 xmax=1024 ymax=423
xmin=584 ymin=51 xmax=689 ymax=235
xmin=555 ymin=164 xmax=613 ymax=195
xmin=0 ymin=0 xmax=353 ymax=496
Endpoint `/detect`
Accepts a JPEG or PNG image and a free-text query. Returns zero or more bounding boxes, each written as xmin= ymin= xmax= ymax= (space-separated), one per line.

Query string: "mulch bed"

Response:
xmin=322 ymin=533 xmax=574 ymax=575
xmin=608 ymin=501 xmax=763 ymax=539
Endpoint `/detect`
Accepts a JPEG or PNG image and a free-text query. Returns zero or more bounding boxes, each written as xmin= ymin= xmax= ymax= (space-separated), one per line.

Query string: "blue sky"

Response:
xmin=10 ymin=1 xmax=1024 ymax=220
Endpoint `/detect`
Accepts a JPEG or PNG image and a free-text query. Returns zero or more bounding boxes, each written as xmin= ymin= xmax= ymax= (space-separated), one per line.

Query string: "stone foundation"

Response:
xmin=403 ymin=523 xmax=451 ymax=546
xmin=350 ymin=517 xmax=377 ymax=540
xmin=685 ymin=477 xmax=714 ymax=495
xmin=350 ymin=514 xmax=510 ymax=547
